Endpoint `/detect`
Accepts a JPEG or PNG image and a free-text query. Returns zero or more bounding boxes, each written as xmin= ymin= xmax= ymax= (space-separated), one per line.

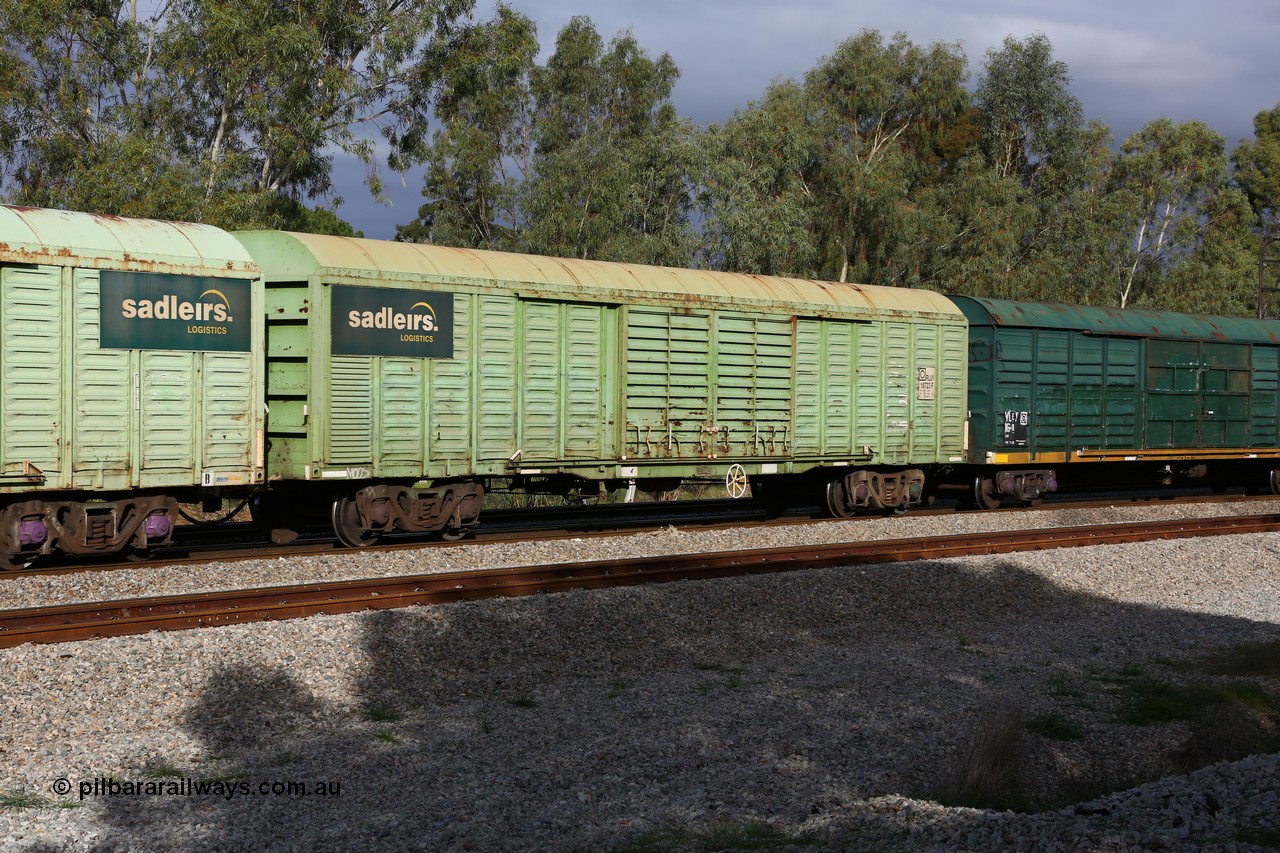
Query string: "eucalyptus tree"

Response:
xmin=0 ymin=0 xmax=483 ymax=230
xmin=1233 ymin=104 xmax=1280 ymax=229
xmin=157 ymin=0 xmax=481 ymax=204
xmin=398 ymin=4 xmax=538 ymax=249
xmin=974 ymin=33 xmax=1082 ymax=188
xmin=697 ymin=81 xmax=820 ymax=276
xmin=1163 ymin=185 xmax=1259 ymax=316
xmin=802 ymin=30 xmax=970 ymax=284
xmin=520 ymin=17 xmax=698 ymax=266
xmin=1110 ymin=119 xmax=1229 ymax=309
xmin=0 ymin=0 xmax=158 ymax=208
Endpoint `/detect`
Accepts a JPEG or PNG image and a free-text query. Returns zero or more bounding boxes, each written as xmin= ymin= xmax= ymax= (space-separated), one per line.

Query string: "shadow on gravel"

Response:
xmin=87 ymin=555 xmax=1280 ymax=851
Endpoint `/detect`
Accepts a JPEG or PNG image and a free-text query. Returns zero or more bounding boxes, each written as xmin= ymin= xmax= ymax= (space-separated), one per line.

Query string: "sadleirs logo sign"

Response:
xmin=100 ymin=271 xmax=252 ymax=352
xmin=330 ymin=284 xmax=454 ymax=358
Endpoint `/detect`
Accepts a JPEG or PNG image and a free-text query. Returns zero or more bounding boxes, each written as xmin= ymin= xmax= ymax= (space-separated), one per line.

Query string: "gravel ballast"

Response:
xmin=0 ymin=502 xmax=1278 ymax=851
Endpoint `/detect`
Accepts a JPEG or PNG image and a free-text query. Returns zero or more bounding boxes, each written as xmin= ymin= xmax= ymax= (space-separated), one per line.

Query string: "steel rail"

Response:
xmin=2 ymin=513 xmax=1278 ymax=648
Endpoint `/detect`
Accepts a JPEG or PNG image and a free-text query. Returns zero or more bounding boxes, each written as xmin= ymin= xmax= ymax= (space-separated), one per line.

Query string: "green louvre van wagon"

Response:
xmin=954 ymin=295 xmax=1280 ymax=505
xmin=233 ymin=231 xmax=968 ymax=544
xmin=0 ymin=205 xmax=264 ymax=568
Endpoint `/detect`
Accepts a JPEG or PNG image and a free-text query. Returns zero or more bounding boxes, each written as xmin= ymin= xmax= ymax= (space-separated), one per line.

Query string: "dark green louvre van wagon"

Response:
xmin=954 ymin=296 xmax=1280 ymax=498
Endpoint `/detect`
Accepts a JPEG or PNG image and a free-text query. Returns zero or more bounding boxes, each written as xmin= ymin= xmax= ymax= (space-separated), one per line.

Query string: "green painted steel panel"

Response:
xmin=1146 ymin=339 xmax=1252 ymax=448
xmin=910 ymin=324 xmax=939 ymax=459
xmin=792 ymin=320 xmax=822 ymax=455
xmin=202 ymin=352 xmax=256 ymax=470
xmin=2 ymin=265 xmax=64 ymax=480
xmin=139 ymin=351 xmax=196 ymax=479
xmin=1034 ymin=330 xmax=1069 ymax=449
xmin=518 ymin=301 xmax=613 ymax=461
xmin=823 ymin=323 xmax=855 ymax=454
xmin=1252 ymin=348 xmax=1279 ymax=447
xmin=939 ymin=324 xmax=967 ymax=458
xmin=714 ymin=313 xmax=793 ymax=457
xmin=379 ymin=358 xmax=426 ymax=473
xmin=72 ymin=269 xmax=131 ymax=484
xmin=563 ymin=304 xmax=612 ymax=459
xmin=881 ymin=322 xmax=911 ymax=463
xmin=993 ymin=328 xmax=1034 ymax=449
xmin=1102 ymin=339 xmax=1141 ymax=449
xmin=328 ymin=357 xmax=373 ymax=464
xmin=264 ymin=280 xmax=310 ymax=476
xmin=965 ymin=327 xmax=997 ymax=453
xmin=267 ymin=360 xmax=309 ymax=396
xmin=477 ymin=296 xmax=518 ymax=461
xmin=624 ymin=308 xmax=713 ymax=459
xmin=429 ymin=293 xmax=472 ymax=465
xmin=521 ymin=301 xmax=560 ymax=459
xmin=855 ymin=322 xmax=885 ymax=457
xmin=793 ymin=319 xmax=856 ymax=456
xmin=1067 ymin=335 xmax=1104 ymax=450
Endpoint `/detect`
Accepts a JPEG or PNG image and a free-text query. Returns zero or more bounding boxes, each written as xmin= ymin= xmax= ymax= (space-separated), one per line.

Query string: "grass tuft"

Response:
xmin=1025 ymin=712 xmax=1086 ymax=742
xmin=935 ymin=703 xmax=1026 ymax=810
xmin=0 ymin=789 xmax=50 ymax=809
xmin=1234 ymin=824 xmax=1280 ymax=846
xmin=140 ymin=759 xmax=185 ymax=779
xmin=362 ymin=706 xmax=406 ymax=724
xmin=1118 ymin=675 xmax=1280 ymax=771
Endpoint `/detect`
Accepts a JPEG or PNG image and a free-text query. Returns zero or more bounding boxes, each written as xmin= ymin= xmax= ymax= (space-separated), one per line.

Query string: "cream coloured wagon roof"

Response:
xmin=236 ymin=230 xmax=963 ymax=320
xmin=0 ymin=205 xmax=258 ymax=277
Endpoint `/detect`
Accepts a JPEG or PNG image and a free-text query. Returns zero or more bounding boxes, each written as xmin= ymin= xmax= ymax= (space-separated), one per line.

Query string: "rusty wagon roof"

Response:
xmin=0 ymin=205 xmax=258 ymax=277
xmin=952 ymin=296 xmax=1280 ymax=344
xmin=233 ymin=230 xmax=963 ymax=320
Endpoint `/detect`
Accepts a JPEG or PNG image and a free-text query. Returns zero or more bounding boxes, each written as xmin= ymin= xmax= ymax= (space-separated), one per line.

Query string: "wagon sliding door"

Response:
xmin=1145 ymin=339 xmax=1251 ymax=449
xmin=519 ymin=301 xmax=617 ymax=462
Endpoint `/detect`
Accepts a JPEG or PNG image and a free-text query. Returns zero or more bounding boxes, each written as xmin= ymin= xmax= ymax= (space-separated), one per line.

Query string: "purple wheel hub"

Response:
xmin=18 ymin=519 xmax=47 ymax=546
xmin=143 ymin=514 xmax=172 ymax=540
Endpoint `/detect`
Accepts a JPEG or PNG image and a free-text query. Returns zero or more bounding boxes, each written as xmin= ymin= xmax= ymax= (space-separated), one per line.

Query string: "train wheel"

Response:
xmin=437 ymin=527 xmax=468 ymax=542
xmin=826 ymin=480 xmax=855 ymax=518
xmin=973 ymin=477 xmax=1002 ymax=511
xmin=331 ymin=496 xmax=382 ymax=548
xmin=1270 ymin=469 xmax=1280 ymax=495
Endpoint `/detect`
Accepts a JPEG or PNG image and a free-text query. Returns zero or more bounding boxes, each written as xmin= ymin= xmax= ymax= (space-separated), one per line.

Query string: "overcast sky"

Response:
xmin=335 ymin=0 xmax=1280 ymax=239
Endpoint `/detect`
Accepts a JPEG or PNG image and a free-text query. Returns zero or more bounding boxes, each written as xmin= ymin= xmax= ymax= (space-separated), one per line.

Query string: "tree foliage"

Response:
xmin=804 ymin=30 xmax=970 ymax=283
xmin=697 ymin=81 xmax=819 ymax=276
xmin=1111 ymin=119 xmax=1229 ymax=308
xmin=975 ymin=33 xmax=1083 ymax=187
xmin=398 ymin=4 xmax=538 ymax=249
xmin=0 ymin=0 xmax=485 ymax=230
xmin=400 ymin=15 xmax=699 ymax=266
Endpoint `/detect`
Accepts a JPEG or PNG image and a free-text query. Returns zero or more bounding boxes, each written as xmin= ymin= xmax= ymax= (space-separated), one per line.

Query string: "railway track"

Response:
xmin=3 ymin=511 xmax=1277 ymax=648
xmin=6 ymin=489 xmax=1278 ymax=579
